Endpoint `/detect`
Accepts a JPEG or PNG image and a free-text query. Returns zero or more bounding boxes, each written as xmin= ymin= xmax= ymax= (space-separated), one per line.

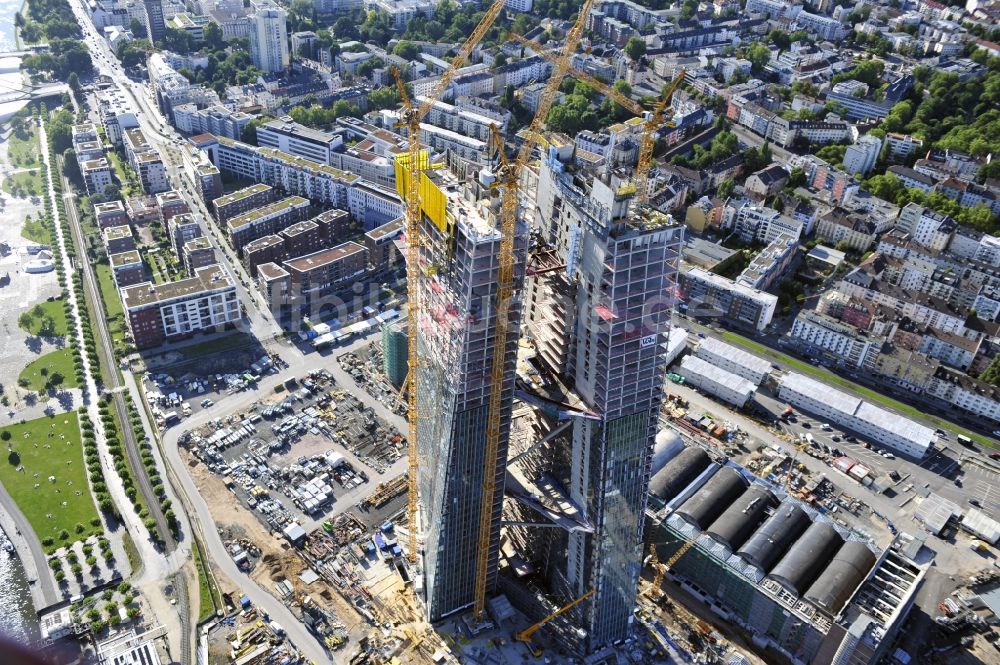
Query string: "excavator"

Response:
xmin=515 ymin=589 xmax=596 ymax=657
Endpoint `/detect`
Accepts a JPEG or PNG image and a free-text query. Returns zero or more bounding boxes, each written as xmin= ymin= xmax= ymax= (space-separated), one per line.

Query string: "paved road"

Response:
xmin=67 ymin=0 xmax=279 ymax=344
xmin=0 ymin=482 xmax=58 ymax=608
xmin=63 ymin=185 xmax=177 ymax=552
xmin=150 ymin=330 xmax=404 ymax=663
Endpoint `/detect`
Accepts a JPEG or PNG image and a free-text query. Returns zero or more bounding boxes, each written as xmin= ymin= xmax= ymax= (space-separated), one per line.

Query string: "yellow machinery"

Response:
xmin=647 ymin=540 xmax=695 ymax=599
xmin=509 ymin=32 xmax=684 ymax=204
xmin=390 ymin=0 xmax=508 ymax=564
xmin=515 ymin=589 xmax=596 ymax=657
xmin=472 ymin=0 xmax=598 ymax=621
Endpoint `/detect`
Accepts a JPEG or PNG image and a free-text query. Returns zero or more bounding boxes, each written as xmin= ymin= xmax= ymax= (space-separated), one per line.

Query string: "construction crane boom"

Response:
xmin=508 ymin=33 xmax=686 ymax=203
xmin=391 ymin=0 xmax=507 ymax=566
xmin=515 ymin=589 xmax=596 ymax=645
xmin=472 ymin=0 xmax=598 ymax=621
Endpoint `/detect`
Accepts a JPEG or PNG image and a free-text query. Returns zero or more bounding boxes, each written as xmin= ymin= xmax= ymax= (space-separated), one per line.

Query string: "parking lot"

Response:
xmin=180 ymin=369 xmax=406 ymax=541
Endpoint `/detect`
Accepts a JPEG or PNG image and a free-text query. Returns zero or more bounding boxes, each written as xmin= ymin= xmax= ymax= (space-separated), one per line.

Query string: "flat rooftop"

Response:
xmin=244 ymin=234 xmax=284 ymax=252
xmin=228 ymin=196 xmax=309 ymax=231
xmin=366 ymin=217 xmax=404 ymax=241
xmin=122 ymin=265 xmax=233 ymax=309
xmin=780 ymin=372 xmax=862 ymax=415
xmin=184 ymin=236 xmax=212 ymax=251
xmin=679 ymin=355 xmax=756 ymax=395
xmin=281 ymin=220 xmax=319 ymax=237
xmin=284 ymin=242 xmax=365 ymax=272
xmin=262 ymin=119 xmax=340 ymax=145
xmin=95 ymin=200 xmax=126 ymax=214
xmin=685 ymin=267 xmax=780 ymax=304
xmin=110 ymin=250 xmax=141 ymax=267
xmin=257 ymin=262 xmax=289 ymax=281
xmin=104 ymin=225 xmax=132 ymax=240
xmin=213 ymin=183 xmax=272 ymax=208
xmin=697 ymin=336 xmax=772 ymax=377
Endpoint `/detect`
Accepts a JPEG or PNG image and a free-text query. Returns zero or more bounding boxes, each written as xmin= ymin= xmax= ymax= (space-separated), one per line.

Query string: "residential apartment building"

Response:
xmin=681 ymin=267 xmax=778 ymax=331
xmin=249 ymin=0 xmax=289 ymax=74
xmin=789 ymin=309 xmax=883 ymax=369
xmin=109 ymin=250 xmax=145 ymax=288
xmin=122 ymin=265 xmax=241 ymax=349
xmin=815 ymin=208 xmax=879 ymax=252
xmin=123 ymin=128 xmax=169 ymax=194
xmin=735 ymin=233 xmax=798 ymax=290
xmin=82 ymin=159 xmax=114 ymax=197
xmin=896 ymin=203 xmax=956 ymax=251
xmin=167 ymin=213 xmax=203 ymax=257
xmin=725 ymin=201 xmax=803 ymax=244
xmin=206 ymin=136 xmax=358 ymax=209
xmin=256 ymin=118 xmax=342 ymax=165
xmin=927 ymin=367 xmax=1000 ymax=424
xmin=212 ymin=183 xmax=275 ymax=226
xmin=95 ymin=201 xmax=130 ymax=229
xmin=172 ymin=104 xmax=252 ymax=140
xmin=843 ymin=135 xmax=882 ymax=177
xmin=416 ymin=95 xmax=502 ymax=143
xmin=182 ymin=237 xmax=216 ymax=276
xmin=104 ymin=225 xmax=136 ymax=256
xmin=346 ymin=181 xmax=402 ymax=231
xmin=227 ymin=196 xmax=311 ymax=252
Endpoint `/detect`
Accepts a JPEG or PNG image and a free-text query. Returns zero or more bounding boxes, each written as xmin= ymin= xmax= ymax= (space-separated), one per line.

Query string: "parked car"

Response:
xmin=990 ymin=452 xmax=1000 ymax=461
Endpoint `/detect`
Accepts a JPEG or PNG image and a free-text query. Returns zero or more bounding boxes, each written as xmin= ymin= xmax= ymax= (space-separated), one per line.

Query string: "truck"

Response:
xmin=805 ymin=433 xmax=815 ymax=446
xmin=958 ymin=434 xmax=975 ymax=448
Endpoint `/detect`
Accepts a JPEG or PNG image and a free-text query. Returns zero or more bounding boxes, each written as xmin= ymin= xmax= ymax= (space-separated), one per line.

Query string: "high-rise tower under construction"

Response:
xmin=414 ymin=166 xmax=529 ymax=621
xmin=500 ymin=147 xmax=683 ymax=654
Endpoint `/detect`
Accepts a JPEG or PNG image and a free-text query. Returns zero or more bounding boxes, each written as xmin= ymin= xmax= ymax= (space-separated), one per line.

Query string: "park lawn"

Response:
xmin=18 ymin=298 xmax=71 ymax=337
xmin=94 ymin=262 xmax=128 ymax=350
xmin=0 ymin=412 xmax=102 ymax=551
xmin=7 ymin=124 xmax=40 ymax=168
xmin=720 ymin=331 xmax=997 ymax=449
xmin=3 ymin=169 xmax=44 ymax=197
xmin=18 ymin=348 xmax=80 ymax=392
xmin=192 ymin=539 xmax=219 ymax=622
xmin=177 ymin=331 xmax=255 ymax=361
xmin=21 ymin=216 xmax=51 ymax=244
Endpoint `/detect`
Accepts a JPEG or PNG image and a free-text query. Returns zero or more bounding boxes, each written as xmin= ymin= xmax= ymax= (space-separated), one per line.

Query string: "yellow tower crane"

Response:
xmin=390 ymin=0 xmax=508 ymax=565
xmin=471 ymin=0 xmax=599 ymax=621
xmin=515 ymin=589 xmax=596 ymax=657
xmin=509 ymin=32 xmax=685 ymax=204
xmin=646 ymin=540 xmax=696 ymax=601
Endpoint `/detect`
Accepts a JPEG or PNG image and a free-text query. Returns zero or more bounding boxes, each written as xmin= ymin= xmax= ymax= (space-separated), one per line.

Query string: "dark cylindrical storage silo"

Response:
xmin=804 ymin=540 xmax=877 ymax=615
xmin=706 ymin=485 xmax=778 ymax=551
xmin=649 ymin=446 xmax=712 ymax=503
xmin=674 ymin=467 xmax=748 ymax=530
xmin=738 ymin=502 xmax=812 ymax=572
xmin=768 ymin=522 xmax=844 ymax=595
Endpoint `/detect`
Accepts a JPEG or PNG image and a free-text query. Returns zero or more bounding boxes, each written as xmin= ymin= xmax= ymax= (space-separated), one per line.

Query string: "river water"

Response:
xmin=0 ymin=531 xmax=39 ymax=646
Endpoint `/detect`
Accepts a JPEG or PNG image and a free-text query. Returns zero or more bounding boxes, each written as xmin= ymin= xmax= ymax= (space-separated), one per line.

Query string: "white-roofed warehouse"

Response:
xmin=695 ymin=336 xmax=772 ymax=385
xmin=678 ymin=355 xmax=756 ymax=407
xmin=777 ymin=372 xmax=934 ymax=458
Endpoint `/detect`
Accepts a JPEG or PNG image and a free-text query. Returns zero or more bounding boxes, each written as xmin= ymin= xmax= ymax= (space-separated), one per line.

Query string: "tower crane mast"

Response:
xmin=391 ymin=0 xmax=508 ymax=566
xmin=472 ymin=0 xmax=598 ymax=621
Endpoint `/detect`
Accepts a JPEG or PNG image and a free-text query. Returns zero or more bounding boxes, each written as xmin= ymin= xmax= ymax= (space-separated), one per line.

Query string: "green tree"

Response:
xmin=62 ymin=148 xmax=81 ymax=186
xmin=393 ymin=40 xmax=419 ymax=60
xmin=745 ymin=43 xmax=771 ymax=73
xmin=129 ymin=17 xmax=146 ymax=39
xmin=624 ymin=37 xmax=646 ymax=61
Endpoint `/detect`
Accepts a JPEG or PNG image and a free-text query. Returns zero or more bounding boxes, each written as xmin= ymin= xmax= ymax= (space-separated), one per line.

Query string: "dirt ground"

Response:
xmin=185 ymin=451 xmax=368 ymax=634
